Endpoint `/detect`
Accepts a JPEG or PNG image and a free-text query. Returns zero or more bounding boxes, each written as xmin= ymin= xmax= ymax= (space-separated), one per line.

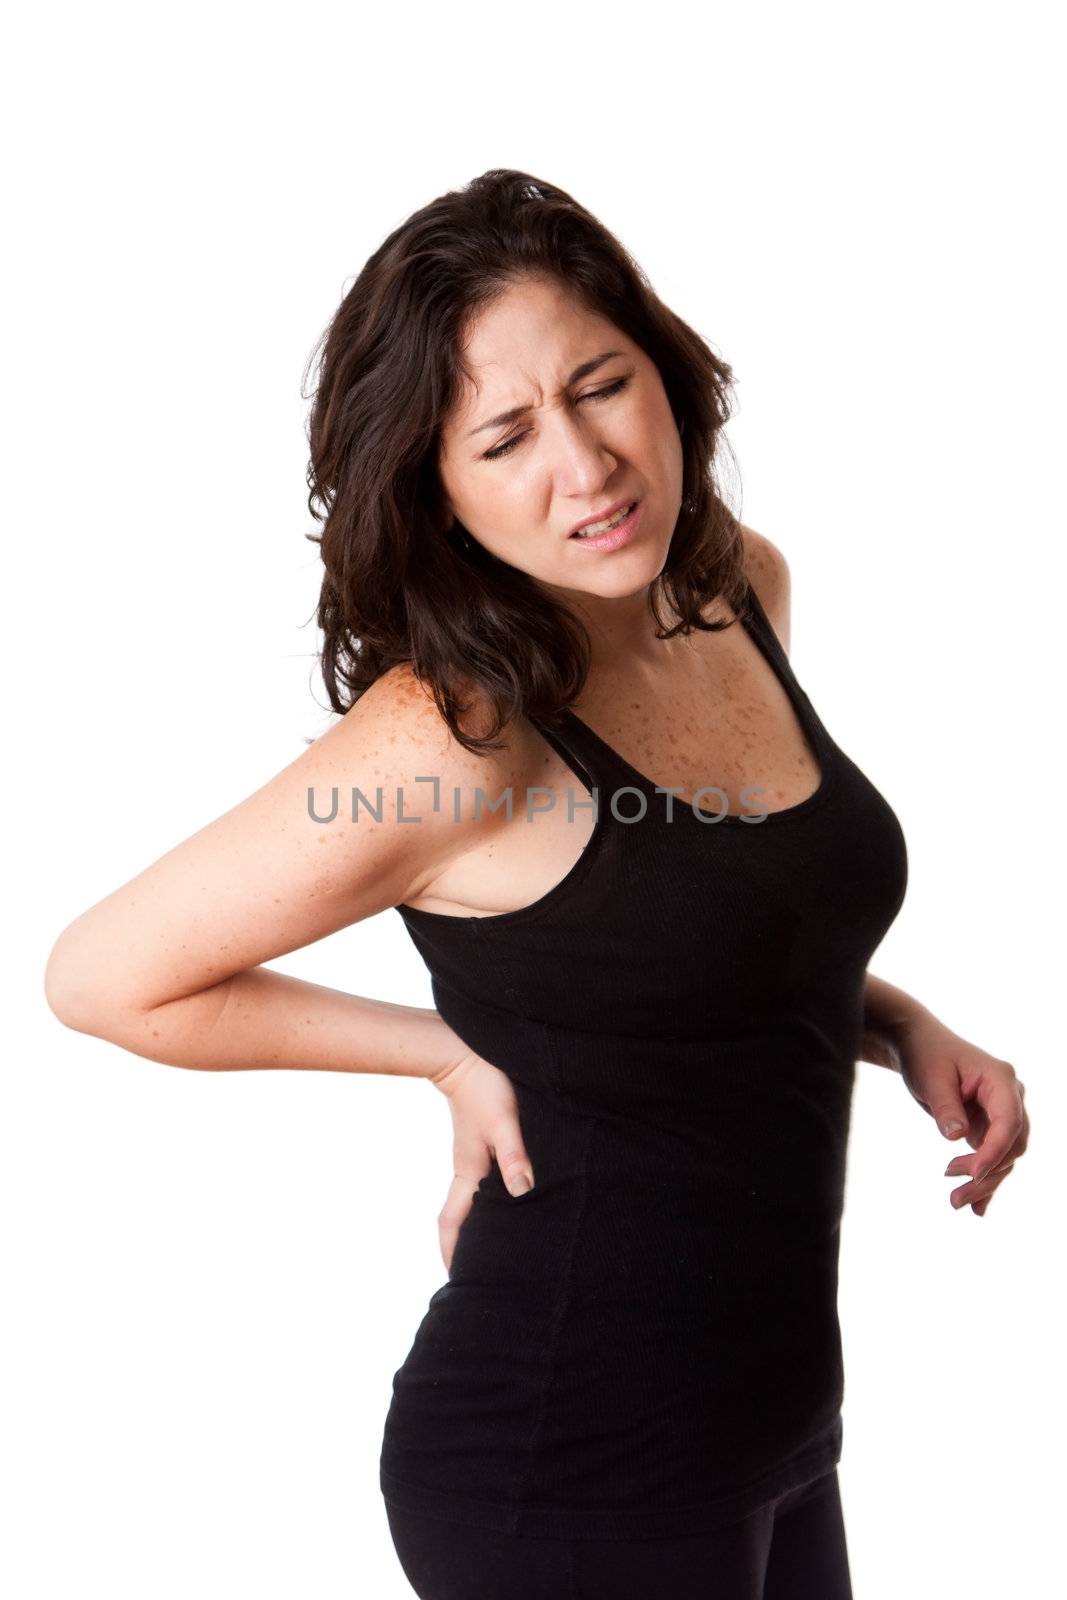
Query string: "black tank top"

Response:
xmin=379 ymin=578 xmax=909 ymax=1539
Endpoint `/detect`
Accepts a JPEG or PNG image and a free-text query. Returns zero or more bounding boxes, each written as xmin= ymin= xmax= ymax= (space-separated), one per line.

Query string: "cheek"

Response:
xmin=646 ymin=398 xmax=683 ymax=473
xmin=631 ymin=390 xmax=673 ymax=449
xmin=630 ymin=408 xmax=682 ymax=497
xmin=452 ymin=472 xmax=522 ymax=532
xmin=471 ymin=478 xmax=544 ymax=557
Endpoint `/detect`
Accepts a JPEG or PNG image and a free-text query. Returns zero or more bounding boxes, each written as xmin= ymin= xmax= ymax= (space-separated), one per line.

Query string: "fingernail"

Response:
xmin=942 ymin=1120 xmax=964 ymax=1136
xmin=509 ymin=1173 xmax=533 ymax=1196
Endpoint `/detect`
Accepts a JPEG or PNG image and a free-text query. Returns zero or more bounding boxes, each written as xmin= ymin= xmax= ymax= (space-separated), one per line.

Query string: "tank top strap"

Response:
xmin=528 ymin=705 xmax=647 ymax=808
xmin=739 ymin=577 xmax=824 ymax=731
xmin=740 ymin=577 xmax=790 ymax=675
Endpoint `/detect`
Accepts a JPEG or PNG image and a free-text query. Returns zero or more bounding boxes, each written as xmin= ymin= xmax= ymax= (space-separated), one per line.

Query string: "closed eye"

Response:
xmin=482 ymin=377 xmax=631 ymax=461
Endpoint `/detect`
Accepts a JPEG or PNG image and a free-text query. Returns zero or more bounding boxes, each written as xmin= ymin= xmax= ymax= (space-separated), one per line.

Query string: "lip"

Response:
xmin=567 ymin=499 xmax=641 ymax=552
xmin=568 ymin=497 xmax=638 ymax=537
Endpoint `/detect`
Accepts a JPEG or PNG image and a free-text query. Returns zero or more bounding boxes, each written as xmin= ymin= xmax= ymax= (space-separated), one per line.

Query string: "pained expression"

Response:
xmin=437 ymin=276 xmax=685 ymax=600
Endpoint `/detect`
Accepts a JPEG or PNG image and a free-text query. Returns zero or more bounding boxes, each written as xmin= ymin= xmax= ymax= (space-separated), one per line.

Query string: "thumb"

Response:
xmin=904 ymin=1061 xmax=970 ymax=1140
xmin=494 ymin=1128 xmax=535 ymax=1197
xmin=934 ymin=1104 xmax=969 ymax=1140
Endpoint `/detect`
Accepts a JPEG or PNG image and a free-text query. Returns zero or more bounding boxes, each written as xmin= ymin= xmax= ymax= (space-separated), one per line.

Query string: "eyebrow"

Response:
xmin=465 ymin=350 xmax=626 ymax=440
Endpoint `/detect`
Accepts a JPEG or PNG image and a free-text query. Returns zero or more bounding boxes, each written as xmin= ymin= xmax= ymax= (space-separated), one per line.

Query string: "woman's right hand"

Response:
xmin=429 ymin=1049 xmax=535 ymax=1271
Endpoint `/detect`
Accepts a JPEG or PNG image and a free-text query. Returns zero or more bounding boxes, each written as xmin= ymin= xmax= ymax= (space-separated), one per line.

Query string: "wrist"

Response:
xmin=892 ymin=1003 xmax=942 ymax=1049
xmin=862 ymin=990 xmax=938 ymax=1071
xmin=422 ymin=1013 xmax=480 ymax=1087
xmin=376 ymin=1004 xmax=472 ymax=1083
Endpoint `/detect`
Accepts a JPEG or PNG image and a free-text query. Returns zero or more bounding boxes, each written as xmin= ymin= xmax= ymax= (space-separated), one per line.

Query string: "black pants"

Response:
xmin=384 ymin=1467 xmax=853 ymax=1599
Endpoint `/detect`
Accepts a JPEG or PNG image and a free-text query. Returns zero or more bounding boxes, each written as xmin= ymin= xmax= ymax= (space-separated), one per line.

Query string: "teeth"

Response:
xmin=573 ymin=503 xmax=633 ymax=537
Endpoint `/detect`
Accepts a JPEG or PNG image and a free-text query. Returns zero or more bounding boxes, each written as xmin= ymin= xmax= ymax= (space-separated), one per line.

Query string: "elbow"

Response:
xmin=44 ymin=924 xmax=127 ymax=1037
xmin=44 ymin=938 xmax=100 ymax=1034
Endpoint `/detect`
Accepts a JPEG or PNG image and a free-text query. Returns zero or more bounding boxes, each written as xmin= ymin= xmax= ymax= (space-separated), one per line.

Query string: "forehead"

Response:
xmin=448 ymin=277 xmax=632 ymax=423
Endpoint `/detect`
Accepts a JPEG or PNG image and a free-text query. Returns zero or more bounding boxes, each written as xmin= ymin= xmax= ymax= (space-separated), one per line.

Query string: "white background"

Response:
xmin=5 ymin=2 xmax=1063 ymax=1595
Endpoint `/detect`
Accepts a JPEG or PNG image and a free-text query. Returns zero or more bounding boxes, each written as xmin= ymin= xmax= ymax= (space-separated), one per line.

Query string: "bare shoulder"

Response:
xmin=328 ymin=662 xmax=526 ymax=821
xmin=352 ymin=661 xmax=526 ymax=787
xmin=739 ymin=524 xmax=792 ymax=656
xmin=345 ymin=663 xmax=541 ymax=904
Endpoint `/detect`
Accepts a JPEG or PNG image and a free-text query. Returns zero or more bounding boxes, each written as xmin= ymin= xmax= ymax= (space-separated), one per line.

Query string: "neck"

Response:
xmin=556 ymin=585 xmax=685 ymax=668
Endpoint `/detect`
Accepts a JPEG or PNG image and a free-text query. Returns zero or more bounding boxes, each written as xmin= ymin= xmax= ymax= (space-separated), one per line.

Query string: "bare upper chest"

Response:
xmin=402 ymin=608 xmax=823 ymax=920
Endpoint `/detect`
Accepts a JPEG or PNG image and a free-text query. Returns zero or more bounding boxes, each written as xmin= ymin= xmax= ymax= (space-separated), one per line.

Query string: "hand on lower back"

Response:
xmin=430 ymin=1051 xmax=535 ymax=1271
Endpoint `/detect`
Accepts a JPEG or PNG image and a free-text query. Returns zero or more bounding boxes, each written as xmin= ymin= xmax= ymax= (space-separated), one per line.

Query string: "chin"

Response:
xmin=555 ymin=554 xmax=665 ymax=600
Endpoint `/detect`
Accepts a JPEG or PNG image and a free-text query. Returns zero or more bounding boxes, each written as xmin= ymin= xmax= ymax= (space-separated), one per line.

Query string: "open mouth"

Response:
xmin=569 ymin=501 xmax=639 ymax=539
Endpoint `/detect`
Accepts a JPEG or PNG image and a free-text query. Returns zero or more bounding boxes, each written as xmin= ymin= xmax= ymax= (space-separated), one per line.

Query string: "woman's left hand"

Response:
xmin=895 ymin=1013 xmax=1029 ymax=1216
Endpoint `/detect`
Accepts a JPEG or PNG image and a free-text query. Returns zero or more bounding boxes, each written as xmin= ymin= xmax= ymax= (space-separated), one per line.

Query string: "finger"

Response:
xmin=971 ymin=1160 xmax=1016 ymax=1218
xmin=437 ymin=1172 xmax=479 ymax=1269
xmin=963 ymin=1180 xmax=998 ymax=1216
xmin=490 ymin=1119 xmax=535 ymax=1197
xmin=952 ymin=1076 xmax=1025 ymax=1184
xmin=932 ymin=1100 xmax=988 ymax=1153
xmin=943 ymin=1141 xmax=1021 ymax=1178
xmin=934 ymin=1105 xmax=972 ymax=1141
xmin=947 ymin=1159 xmax=1015 ymax=1209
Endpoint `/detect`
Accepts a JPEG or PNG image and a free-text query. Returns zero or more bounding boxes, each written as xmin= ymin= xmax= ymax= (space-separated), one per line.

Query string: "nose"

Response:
xmin=547 ymin=408 xmax=618 ymax=493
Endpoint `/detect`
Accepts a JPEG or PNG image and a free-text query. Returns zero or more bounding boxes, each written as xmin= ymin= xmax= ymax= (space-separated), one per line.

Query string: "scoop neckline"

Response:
xmin=553 ymin=594 xmax=837 ymax=827
xmin=395 ymin=586 xmax=838 ymax=926
xmin=556 ymin=707 xmax=836 ymax=826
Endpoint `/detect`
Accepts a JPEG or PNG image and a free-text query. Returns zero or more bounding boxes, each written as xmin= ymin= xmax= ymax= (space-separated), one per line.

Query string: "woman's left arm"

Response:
xmin=860 ymin=971 xmax=1029 ymax=1216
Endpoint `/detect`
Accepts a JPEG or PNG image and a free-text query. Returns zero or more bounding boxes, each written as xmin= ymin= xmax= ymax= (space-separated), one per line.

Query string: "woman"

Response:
xmin=45 ymin=170 xmax=1028 ymax=1599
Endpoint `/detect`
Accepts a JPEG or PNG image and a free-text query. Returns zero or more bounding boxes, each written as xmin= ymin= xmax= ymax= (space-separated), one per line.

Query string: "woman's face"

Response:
xmin=437 ymin=275 xmax=684 ymax=605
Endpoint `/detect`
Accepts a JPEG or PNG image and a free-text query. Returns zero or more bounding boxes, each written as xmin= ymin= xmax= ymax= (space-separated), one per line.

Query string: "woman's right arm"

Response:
xmin=43 ymin=664 xmax=510 ymax=1084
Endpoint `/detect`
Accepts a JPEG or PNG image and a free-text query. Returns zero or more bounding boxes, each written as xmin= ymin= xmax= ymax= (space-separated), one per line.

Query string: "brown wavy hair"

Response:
xmin=302 ymin=168 xmax=746 ymax=755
